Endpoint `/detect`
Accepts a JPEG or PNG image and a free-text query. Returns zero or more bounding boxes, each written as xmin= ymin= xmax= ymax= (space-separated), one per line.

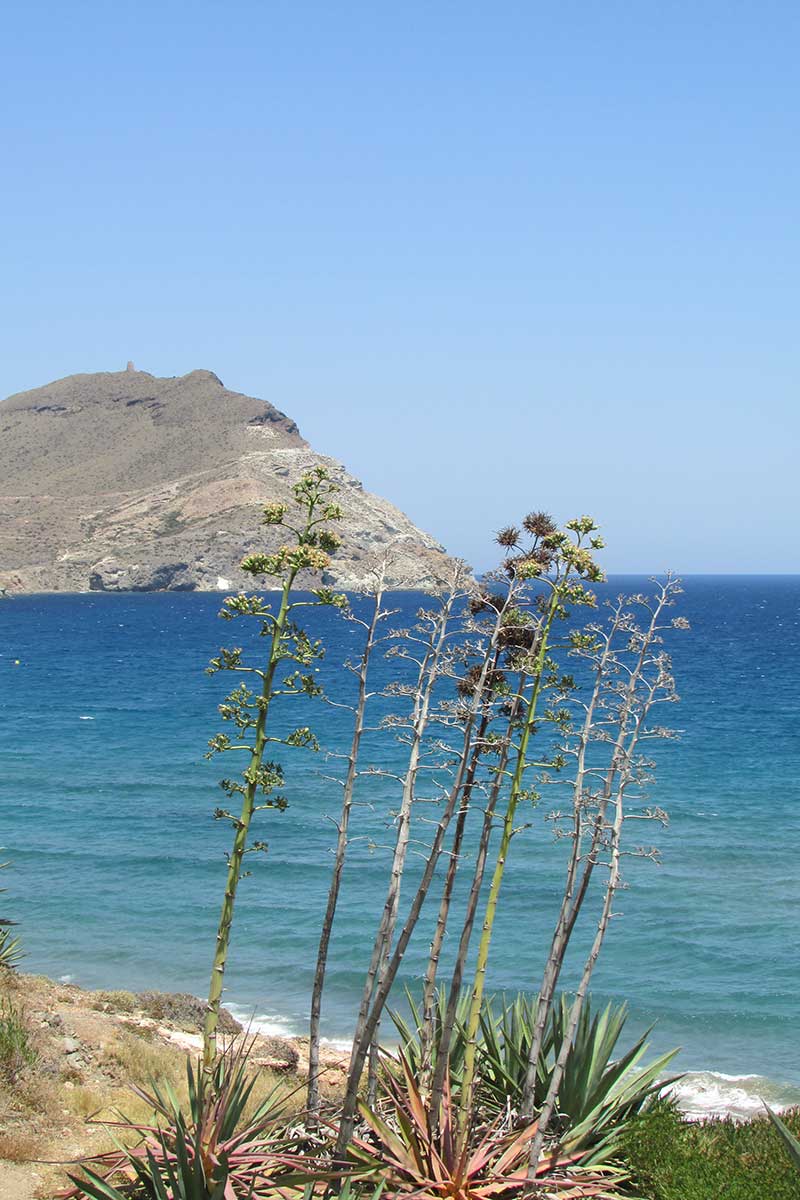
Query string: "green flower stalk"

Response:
xmin=201 ymin=468 xmax=346 ymax=1083
xmin=456 ymin=518 xmax=604 ymax=1136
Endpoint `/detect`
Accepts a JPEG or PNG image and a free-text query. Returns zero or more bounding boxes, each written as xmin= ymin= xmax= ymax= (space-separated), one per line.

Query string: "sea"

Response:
xmin=1 ymin=577 xmax=799 ymax=1121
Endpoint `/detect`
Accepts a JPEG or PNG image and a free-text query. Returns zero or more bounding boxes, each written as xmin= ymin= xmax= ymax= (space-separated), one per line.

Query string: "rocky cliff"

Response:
xmin=0 ymin=367 xmax=458 ymax=592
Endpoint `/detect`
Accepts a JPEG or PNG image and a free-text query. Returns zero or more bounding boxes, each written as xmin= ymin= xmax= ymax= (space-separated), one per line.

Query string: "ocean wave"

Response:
xmin=668 ymin=1071 xmax=800 ymax=1120
xmin=321 ymin=1036 xmax=354 ymax=1053
xmin=221 ymin=1005 xmax=351 ymax=1054
xmin=222 ymin=1003 xmax=800 ymax=1120
xmin=223 ymin=1002 xmax=297 ymax=1039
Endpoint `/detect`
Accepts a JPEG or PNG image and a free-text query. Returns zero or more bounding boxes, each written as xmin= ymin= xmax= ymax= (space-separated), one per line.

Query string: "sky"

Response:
xmin=1 ymin=2 xmax=798 ymax=573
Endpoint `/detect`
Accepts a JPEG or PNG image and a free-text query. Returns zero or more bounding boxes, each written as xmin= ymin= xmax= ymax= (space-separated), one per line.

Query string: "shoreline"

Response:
xmin=45 ymin=972 xmax=800 ymax=1123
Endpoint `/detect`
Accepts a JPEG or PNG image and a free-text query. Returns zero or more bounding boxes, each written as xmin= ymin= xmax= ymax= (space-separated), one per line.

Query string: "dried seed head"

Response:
xmin=495 ymin=526 xmax=521 ymax=549
xmin=456 ymin=664 xmax=507 ymax=697
xmin=469 ymin=591 xmax=507 ymax=616
xmin=523 ymin=511 xmax=557 ymax=538
xmin=498 ymin=624 xmax=536 ymax=651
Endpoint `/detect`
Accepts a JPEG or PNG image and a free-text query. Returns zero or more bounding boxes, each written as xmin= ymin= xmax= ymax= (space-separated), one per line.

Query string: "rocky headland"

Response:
xmin=0 ymin=366 xmax=459 ymax=594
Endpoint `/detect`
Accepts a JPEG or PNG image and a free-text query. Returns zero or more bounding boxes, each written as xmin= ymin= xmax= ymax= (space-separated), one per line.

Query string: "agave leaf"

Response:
xmin=486 ymin=1119 xmax=538 ymax=1174
xmin=64 ymin=1167 xmax=129 ymax=1200
xmin=0 ymin=928 xmax=24 ymax=968
xmin=399 ymin=1053 xmax=430 ymax=1132
xmin=766 ymin=1105 xmax=800 ymax=1170
xmin=357 ymin=1099 xmax=420 ymax=1174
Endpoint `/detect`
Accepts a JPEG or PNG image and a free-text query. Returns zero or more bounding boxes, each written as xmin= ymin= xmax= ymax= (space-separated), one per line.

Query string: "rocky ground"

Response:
xmin=0 ymin=970 xmax=347 ymax=1200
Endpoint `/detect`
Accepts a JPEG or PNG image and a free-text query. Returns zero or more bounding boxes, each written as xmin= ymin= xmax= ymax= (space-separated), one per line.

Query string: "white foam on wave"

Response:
xmin=668 ymin=1071 xmax=800 ymax=1121
xmin=58 ymin=974 xmax=75 ymax=983
xmin=194 ymin=1000 xmax=800 ymax=1120
xmin=223 ymin=1003 xmax=296 ymax=1039
xmin=78 ymin=715 xmax=94 ymax=721
xmin=321 ymin=1036 xmax=354 ymax=1054
xmin=223 ymin=1004 xmax=353 ymax=1053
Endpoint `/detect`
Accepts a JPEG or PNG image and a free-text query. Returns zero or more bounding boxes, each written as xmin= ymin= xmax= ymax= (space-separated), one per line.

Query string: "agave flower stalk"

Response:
xmin=526 ymin=579 xmax=685 ymax=1166
xmin=364 ymin=584 xmax=466 ymax=1101
xmin=520 ymin=582 xmax=682 ymax=1121
xmin=307 ymin=563 xmax=390 ymax=1116
xmin=342 ymin=575 xmax=469 ymax=1114
xmin=417 ymin=589 xmax=525 ymax=1092
xmin=416 ymin=656 xmax=501 ymax=1090
xmin=518 ymin=606 xmax=625 ymax=1120
xmin=428 ymin=665 xmax=526 ymax=1118
xmin=456 ymin=599 xmax=557 ymax=1135
xmin=202 ymin=468 xmax=346 ymax=1083
xmin=456 ymin=518 xmax=604 ymax=1137
xmin=335 ymin=577 xmax=507 ymax=1157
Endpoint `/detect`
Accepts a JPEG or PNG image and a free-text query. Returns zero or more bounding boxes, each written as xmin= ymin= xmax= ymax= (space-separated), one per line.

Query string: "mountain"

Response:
xmin=0 ymin=366 xmax=458 ymax=593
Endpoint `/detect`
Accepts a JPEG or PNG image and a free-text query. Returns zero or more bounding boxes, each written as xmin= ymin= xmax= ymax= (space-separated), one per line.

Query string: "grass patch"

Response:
xmin=0 ymin=998 xmax=37 ymax=1080
xmin=622 ymin=1099 xmax=800 ymax=1199
xmin=103 ymin=1030 xmax=186 ymax=1090
xmin=90 ymin=989 xmax=138 ymax=1014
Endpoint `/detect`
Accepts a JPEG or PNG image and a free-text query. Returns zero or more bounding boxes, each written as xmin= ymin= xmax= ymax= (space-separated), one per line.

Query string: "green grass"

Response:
xmin=0 ymin=999 xmax=37 ymax=1079
xmin=621 ymin=1099 xmax=800 ymax=1199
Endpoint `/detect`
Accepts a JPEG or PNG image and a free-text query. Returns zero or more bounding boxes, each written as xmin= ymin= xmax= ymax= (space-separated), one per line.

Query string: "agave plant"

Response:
xmin=478 ymin=994 xmax=679 ymax=1163
xmin=477 ymin=993 xmax=550 ymax=1115
xmin=0 ymin=858 xmax=23 ymax=969
xmin=63 ymin=1038 xmax=307 ymax=1200
xmin=348 ymin=1051 xmax=616 ymax=1199
xmin=389 ymin=987 xmax=472 ymax=1094
xmin=0 ymin=925 xmax=23 ymax=969
xmin=65 ymin=1134 xmax=232 ymax=1200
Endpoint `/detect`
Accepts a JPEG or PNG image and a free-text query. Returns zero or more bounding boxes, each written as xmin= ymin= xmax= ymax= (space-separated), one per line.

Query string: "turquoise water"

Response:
xmin=1 ymin=578 xmax=799 ymax=1116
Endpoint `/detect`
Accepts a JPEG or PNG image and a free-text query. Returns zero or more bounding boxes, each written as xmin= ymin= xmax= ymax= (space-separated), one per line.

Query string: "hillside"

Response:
xmin=0 ymin=366 xmax=458 ymax=592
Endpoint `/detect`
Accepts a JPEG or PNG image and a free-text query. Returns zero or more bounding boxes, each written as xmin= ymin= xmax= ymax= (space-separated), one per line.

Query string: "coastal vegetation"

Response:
xmin=0 ymin=972 xmax=796 ymax=1199
xmin=621 ymin=1099 xmax=800 ymax=1199
xmin=0 ymin=859 xmax=23 ymax=970
xmin=2 ymin=466 xmax=796 ymax=1199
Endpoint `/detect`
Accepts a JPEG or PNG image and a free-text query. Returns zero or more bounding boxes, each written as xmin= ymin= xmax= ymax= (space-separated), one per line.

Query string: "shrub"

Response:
xmin=393 ymin=990 xmax=676 ymax=1164
xmin=767 ymin=1104 xmax=800 ymax=1171
xmin=0 ymin=858 xmax=23 ymax=969
xmin=90 ymin=990 xmax=138 ymax=1014
xmin=621 ymin=1098 xmax=800 ymax=1200
xmin=137 ymin=991 xmax=242 ymax=1036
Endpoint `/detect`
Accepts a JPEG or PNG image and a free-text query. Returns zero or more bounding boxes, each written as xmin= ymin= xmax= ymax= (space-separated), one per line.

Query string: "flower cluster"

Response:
xmin=241 ymin=544 xmax=331 ymax=577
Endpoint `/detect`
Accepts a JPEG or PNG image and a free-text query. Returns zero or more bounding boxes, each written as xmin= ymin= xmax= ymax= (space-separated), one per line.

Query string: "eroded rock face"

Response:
xmin=0 ymin=368 xmax=462 ymax=593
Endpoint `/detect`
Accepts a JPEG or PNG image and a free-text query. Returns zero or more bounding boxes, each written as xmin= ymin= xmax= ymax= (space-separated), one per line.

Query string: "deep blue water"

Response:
xmin=1 ymin=578 xmax=799 ymax=1114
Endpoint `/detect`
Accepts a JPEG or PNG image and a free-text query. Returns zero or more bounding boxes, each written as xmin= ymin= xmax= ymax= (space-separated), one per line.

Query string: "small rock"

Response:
xmin=254 ymin=1036 xmax=299 ymax=1072
xmin=62 ymin=1036 xmax=80 ymax=1054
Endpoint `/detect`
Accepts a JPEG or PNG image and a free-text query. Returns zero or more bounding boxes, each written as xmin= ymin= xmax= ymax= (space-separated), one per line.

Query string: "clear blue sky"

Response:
xmin=2 ymin=2 xmax=797 ymax=573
